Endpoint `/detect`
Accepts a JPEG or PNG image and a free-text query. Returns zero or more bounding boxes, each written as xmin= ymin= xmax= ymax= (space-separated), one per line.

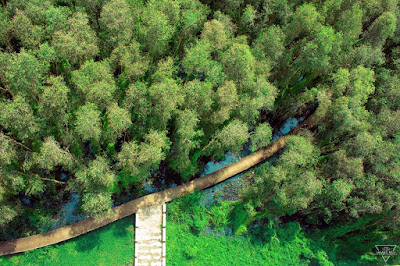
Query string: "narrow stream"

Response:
xmin=51 ymin=193 xmax=83 ymax=230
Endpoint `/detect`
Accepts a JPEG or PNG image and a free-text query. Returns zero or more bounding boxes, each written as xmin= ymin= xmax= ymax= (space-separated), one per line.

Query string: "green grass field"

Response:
xmin=0 ymin=216 xmax=134 ymax=266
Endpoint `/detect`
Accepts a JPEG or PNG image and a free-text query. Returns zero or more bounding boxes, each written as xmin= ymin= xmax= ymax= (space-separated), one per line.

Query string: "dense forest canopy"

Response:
xmin=0 ymin=0 xmax=399 ymax=262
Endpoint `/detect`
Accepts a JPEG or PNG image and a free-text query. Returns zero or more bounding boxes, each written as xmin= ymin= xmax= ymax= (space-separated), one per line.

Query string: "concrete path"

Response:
xmin=135 ymin=204 xmax=166 ymax=266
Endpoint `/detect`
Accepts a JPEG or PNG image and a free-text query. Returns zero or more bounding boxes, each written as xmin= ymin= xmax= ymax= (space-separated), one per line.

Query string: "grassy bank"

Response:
xmin=0 ymin=216 xmax=134 ymax=266
xmin=166 ymin=192 xmax=332 ymax=265
xmin=166 ymin=192 xmax=389 ymax=266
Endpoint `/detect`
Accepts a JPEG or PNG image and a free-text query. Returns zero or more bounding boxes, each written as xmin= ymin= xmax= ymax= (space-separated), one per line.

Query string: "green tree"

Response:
xmin=252 ymin=25 xmax=285 ymax=66
xmin=0 ymin=168 xmax=25 ymax=197
xmin=296 ymin=25 xmax=339 ymax=74
xmin=211 ymin=80 xmax=238 ymax=124
xmin=149 ymin=0 xmax=180 ymax=29
xmin=117 ymin=130 xmax=170 ymax=184
xmin=152 ymin=56 xmax=176 ymax=83
xmin=175 ymin=0 xmax=209 ymax=51
xmin=110 ymin=41 xmax=149 ymax=81
xmin=331 ymin=68 xmax=350 ymax=97
xmin=11 ymin=9 xmax=43 ymax=49
xmin=0 ymin=133 xmax=17 ymax=166
xmin=31 ymin=137 xmax=74 ymax=172
xmin=213 ymin=10 xmax=237 ymax=38
xmin=6 ymin=0 xmax=53 ymax=25
xmin=44 ymin=5 xmax=70 ymax=39
xmin=182 ymin=40 xmax=212 ymax=77
xmin=122 ymin=82 xmax=151 ymax=134
xmin=252 ymin=76 xmax=277 ymax=110
xmin=0 ymin=7 xmax=11 ymax=46
xmin=203 ymin=60 xmax=226 ymax=87
xmin=239 ymin=4 xmax=256 ymax=34
xmin=0 ymin=95 xmax=39 ymax=142
xmin=38 ymin=42 xmax=57 ymax=64
xmin=329 ymin=97 xmax=371 ymax=137
xmin=222 ymin=42 xmax=255 ymax=89
xmin=23 ymin=175 xmax=45 ymax=197
xmin=71 ymin=60 xmax=116 ymax=108
xmin=104 ymin=102 xmax=132 ymax=141
xmin=364 ymin=11 xmax=396 ymax=48
xmin=76 ymin=156 xmax=115 ymax=217
xmin=52 ymin=12 xmax=99 ymax=65
xmin=205 ymin=119 xmax=249 ymax=157
xmin=219 ymin=0 xmax=244 ymax=19
xmin=347 ymin=66 xmax=375 ymax=103
xmin=38 ymin=76 xmax=70 ymax=130
xmin=74 ymin=103 xmax=102 ymax=142
xmin=100 ymin=0 xmax=134 ymax=51
xmin=375 ymin=108 xmax=400 ymax=138
xmin=335 ymin=4 xmax=362 ymax=48
xmin=278 ymin=135 xmax=318 ymax=169
xmin=5 ymin=50 xmax=48 ymax=102
xmin=200 ymin=19 xmax=228 ymax=51
xmin=241 ymin=135 xmax=322 ymax=218
xmin=235 ymin=76 xmax=277 ymax=123
xmin=250 ymin=123 xmax=273 ymax=152
xmin=260 ymin=0 xmax=292 ymax=25
xmin=345 ymin=44 xmax=385 ymax=69
xmin=148 ymin=78 xmax=184 ymax=130
xmin=182 ymin=79 xmax=214 ymax=118
xmin=324 ymin=66 xmax=375 ymax=137
xmin=169 ymin=109 xmax=204 ymax=179
xmin=284 ymin=3 xmax=322 ymax=42
xmin=321 ymin=0 xmax=344 ymax=25
xmin=0 ymin=203 xmax=19 ymax=228
xmin=76 ymin=156 xmax=115 ymax=192
xmin=322 ymin=149 xmax=364 ymax=181
xmin=75 ymin=0 xmax=106 ymax=24
xmin=81 ymin=192 xmax=113 ymax=218
xmin=140 ymin=1 xmax=175 ymax=58
xmin=371 ymin=69 xmax=400 ymax=111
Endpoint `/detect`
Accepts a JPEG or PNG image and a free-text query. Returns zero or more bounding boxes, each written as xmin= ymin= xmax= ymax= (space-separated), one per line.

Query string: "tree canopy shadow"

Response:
xmin=74 ymin=229 xmax=101 ymax=253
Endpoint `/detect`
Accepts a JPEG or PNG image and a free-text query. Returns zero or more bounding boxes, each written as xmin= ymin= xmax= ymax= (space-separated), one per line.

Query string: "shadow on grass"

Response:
xmin=74 ymin=228 xmax=101 ymax=253
xmin=70 ymin=216 xmax=134 ymax=254
xmin=112 ymin=217 xmax=133 ymax=238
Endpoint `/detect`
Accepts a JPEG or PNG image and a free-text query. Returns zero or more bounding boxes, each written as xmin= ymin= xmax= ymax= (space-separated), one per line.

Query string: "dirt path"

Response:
xmin=0 ymin=136 xmax=287 ymax=256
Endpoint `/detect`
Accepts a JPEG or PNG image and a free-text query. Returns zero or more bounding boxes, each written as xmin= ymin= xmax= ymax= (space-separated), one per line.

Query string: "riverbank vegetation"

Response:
xmin=0 ymin=0 xmax=399 ymax=264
